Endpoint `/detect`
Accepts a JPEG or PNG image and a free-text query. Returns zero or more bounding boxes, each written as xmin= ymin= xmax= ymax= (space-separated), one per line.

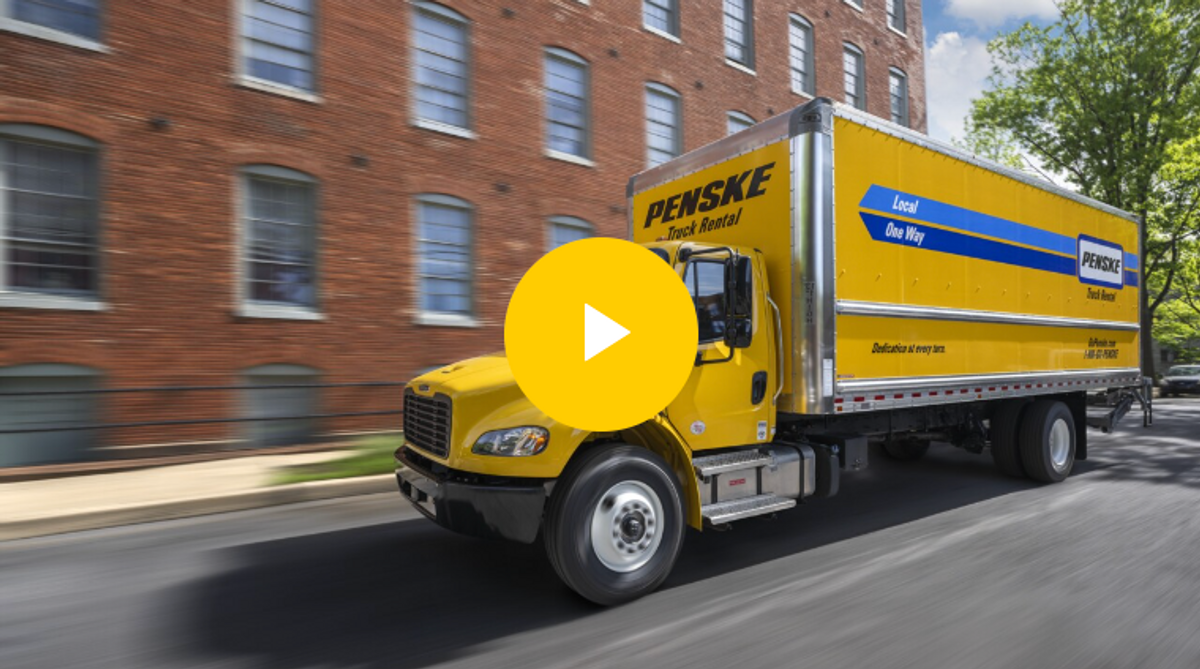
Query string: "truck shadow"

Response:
xmin=181 ymin=444 xmax=1096 ymax=669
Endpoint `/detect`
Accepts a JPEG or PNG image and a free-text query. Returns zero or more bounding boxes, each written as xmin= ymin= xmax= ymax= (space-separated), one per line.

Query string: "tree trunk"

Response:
xmin=1140 ymin=214 xmax=1155 ymax=380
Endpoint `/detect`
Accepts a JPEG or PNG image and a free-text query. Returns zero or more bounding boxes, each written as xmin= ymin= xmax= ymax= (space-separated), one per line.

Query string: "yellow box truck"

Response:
xmin=395 ymin=98 xmax=1151 ymax=604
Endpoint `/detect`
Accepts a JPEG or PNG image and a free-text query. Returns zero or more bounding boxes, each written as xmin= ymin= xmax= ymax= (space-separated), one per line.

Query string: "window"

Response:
xmin=845 ymin=0 xmax=863 ymax=10
xmin=5 ymin=0 xmax=101 ymax=41
xmin=242 ymin=364 xmax=319 ymax=447
xmin=723 ymin=0 xmax=753 ymax=68
xmin=413 ymin=3 xmax=470 ymax=131
xmin=727 ymin=111 xmax=755 ymax=135
xmin=241 ymin=0 xmax=316 ymax=91
xmin=0 ymin=364 xmax=101 ymax=467
xmin=886 ymin=0 xmax=906 ymax=33
xmin=843 ymin=44 xmax=865 ymax=110
xmin=242 ymin=166 xmax=318 ymax=310
xmin=544 ymin=48 xmax=590 ymax=160
xmin=643 ymin=0 xmax=678 ymax=39
xmin=889 ymin=68 xmax=909 ymax=127
xmin=548 ymin=216 xmax=592 ymax=251
xmin=684 ymin=260 xmax=726 ymax=343
xmin=645 ymin=83 xmax=682 ymax=167
xmin=0 ymin=125 xmax=100 ymax=300
xmin=789 ymin=14 xmax=814 ymax=96
xmin=416 ymin=194 xmax=472 ymax=318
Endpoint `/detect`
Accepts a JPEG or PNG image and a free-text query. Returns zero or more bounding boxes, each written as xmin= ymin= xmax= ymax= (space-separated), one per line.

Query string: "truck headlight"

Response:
xmin=472 ymin=427 xmax=549 ymax=457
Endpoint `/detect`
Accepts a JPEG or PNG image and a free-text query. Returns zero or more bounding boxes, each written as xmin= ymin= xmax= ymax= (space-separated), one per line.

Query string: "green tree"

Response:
xmin=966 ymin=0 xmax=1200 ymax=376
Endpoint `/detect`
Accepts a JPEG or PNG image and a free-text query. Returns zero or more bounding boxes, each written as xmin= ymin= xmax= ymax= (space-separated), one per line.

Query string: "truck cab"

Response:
xmin=396 ymin=240 xmax=797 ymax=604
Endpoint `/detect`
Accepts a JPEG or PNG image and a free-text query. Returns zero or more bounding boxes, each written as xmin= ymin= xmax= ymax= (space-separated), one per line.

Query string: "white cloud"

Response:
xmin=943 ymin=0 xmax=1059 ymax=29
xmin=924 ymin=31 xmax=993 ymax=143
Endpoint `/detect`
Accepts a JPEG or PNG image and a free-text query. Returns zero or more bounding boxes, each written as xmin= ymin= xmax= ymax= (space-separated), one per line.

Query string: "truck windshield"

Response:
xmin=1167 ymin=366 xmax=1200 ymax=376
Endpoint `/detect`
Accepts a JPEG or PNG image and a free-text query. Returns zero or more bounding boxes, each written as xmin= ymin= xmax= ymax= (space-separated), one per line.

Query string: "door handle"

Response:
xmin=751 ymin=371 xmax=767 ymax=405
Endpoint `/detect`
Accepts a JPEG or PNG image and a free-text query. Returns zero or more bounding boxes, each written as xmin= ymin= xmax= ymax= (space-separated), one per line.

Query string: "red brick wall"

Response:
xmin=0 ymin=0 xmax=925 ymax=447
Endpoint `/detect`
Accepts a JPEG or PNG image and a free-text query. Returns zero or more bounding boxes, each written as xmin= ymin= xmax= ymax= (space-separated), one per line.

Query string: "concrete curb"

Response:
xmin=0 ymin=474 xmax=397 ymax=542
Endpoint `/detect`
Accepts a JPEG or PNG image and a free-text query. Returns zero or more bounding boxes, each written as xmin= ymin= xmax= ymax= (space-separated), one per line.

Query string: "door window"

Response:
xmin=683 ymin=260 xmax=726 ymax=343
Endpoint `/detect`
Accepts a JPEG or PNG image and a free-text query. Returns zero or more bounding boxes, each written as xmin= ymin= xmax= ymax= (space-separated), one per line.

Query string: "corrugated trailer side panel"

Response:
xmin=829 ymin=112 xmax=1141 ymax=413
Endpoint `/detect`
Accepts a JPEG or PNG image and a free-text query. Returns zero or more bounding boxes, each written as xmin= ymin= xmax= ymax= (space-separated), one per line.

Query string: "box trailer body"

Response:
xmin=394 ymin=98 xmax=1151 ymax=605
xmin=628 ymin=100 xmax=1143 ymax=417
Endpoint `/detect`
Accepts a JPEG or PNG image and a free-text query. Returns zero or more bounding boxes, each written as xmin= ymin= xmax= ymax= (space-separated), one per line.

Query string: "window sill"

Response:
xmin=0 ymin=18 xmax=108 ymax=52
xmin=791 ymin=89 xmax=815 ymax=100
xmin=888 ymin=25 xmax=908 ymax=39
xmin=0 ymin=292 xmax=105 ymax=311
xmin=412 ymin=119 xmax=477 ymax=140
xmin=724 ymin=59 xmax=757 ymax=77
xmin=545 ymin=149 xmax=595 ymax=167
xmin=238 ymin=304 xmax=325 ymax=321
xmin=843 ymin=0 xmax=865 ymax=13
xmin=643 ymin=25 xmax=681 ymax=44
xmin=236 ymin=76 xmax=322 ymax=103
xmin=416 ymin=312 xmax=480 ymax=328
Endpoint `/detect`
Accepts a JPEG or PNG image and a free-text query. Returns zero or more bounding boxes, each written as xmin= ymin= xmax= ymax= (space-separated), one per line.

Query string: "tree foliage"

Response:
xmin=966 ymin=0 xmax=1200 ymax=373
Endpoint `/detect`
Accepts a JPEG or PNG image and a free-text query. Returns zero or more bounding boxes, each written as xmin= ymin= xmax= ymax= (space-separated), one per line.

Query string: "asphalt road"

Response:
xmin=4 ymin=399 xmax=1200 ymax=669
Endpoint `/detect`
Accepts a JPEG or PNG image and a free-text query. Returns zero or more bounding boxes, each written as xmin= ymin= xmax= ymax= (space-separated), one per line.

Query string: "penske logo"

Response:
xmin=642 ymin=162 xmax=776 ymax=228
xmin=1077 ymin=235 xmax=1124 ymax=290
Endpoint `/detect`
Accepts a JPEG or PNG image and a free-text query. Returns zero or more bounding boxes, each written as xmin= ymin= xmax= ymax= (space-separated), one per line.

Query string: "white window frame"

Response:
xmin=788 ymin=13 xmax=815 ymax=97
xmin=726 ymin=110 xmax=755 ymax=136
xmin=0 ymin=0 xmax=108 ymax=52
xmin=0 ymin=124 xmax=104 ymax=312
xmin=236 ymin=0 xmax=319 ymax=100
xmin=889 ymin=67 xmax=910 ymax=127
xmin=886 ymin=0 xmax=906 ymax=35
xmin=547 ymin=215 xmax=593 ymax=252
xmin=544 ymin=47 xmax=592 ymax=164
xmin=843 ymin=43 xmax=866 ymax=111
xmin=236 ymin=164 xmax=322 ymax=321
xmin=843 ymin=0 xmax=864 ymax=12
xmin=411 ymin=2 xmax=475 ymax=139
xmin=414 ymin=193 xmax=477 ymax=327
xmin=642 ymin=0 xmax=680 ymax=42
xmin=722 ymin=0 xmax=754 ymax=71
xmin=645 ymin=82 xmax=682 ymax=168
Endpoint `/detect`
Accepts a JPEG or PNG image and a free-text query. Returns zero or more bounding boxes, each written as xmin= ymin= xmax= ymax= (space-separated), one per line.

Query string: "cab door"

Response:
xmin=666 ymin=249 xmax=777 ymax=451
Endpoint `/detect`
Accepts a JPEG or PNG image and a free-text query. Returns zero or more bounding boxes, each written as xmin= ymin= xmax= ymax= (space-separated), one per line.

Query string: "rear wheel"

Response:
xmin=1019 ymin=399 xmax=1076 ymax=483
xmin=544 ymin=445 xmax=685 ymax=606
xmin=989 ymin=400 xmax=1027 ymax=478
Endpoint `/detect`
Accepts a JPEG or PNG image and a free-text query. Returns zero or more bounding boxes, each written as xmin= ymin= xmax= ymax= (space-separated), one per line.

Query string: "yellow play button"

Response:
xmin=505 ymin=238 xmax=698 ymax=431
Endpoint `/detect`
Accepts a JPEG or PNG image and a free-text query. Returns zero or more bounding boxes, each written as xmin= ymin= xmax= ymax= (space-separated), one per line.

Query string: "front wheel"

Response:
xmin=544 ymin=445 xmax=685 ymax=606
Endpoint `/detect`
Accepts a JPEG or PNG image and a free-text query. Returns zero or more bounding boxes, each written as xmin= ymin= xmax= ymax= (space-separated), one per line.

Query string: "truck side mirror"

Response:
xmin=725 ymin=255 xmax=753 ymax=319
xmin=724 ymin=255 xmax=753 ymax=349
xmin=724 ymin=317 xmax=753 ymax=349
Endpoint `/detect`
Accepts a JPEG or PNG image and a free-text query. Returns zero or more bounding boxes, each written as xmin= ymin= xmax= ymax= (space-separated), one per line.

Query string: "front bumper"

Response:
xmin=395 ymin=447 xmax=547 ymax=544
xmin=1163 ymin=382 xmax=1200 ymax=394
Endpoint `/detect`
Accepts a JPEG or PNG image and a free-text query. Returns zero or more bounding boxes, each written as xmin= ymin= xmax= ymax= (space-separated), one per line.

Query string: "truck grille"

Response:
xmin=403 ymin=390 xmax=452 ymax=458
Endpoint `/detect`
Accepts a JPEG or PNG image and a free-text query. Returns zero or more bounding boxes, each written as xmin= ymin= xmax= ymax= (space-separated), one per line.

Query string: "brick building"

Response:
xmin=0 ymin=0 xmax=926 ymax=465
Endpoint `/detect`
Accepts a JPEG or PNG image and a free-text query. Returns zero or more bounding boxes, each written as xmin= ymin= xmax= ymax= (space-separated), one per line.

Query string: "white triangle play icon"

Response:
xmin=584 ymin=304 xmax=630 ymax=361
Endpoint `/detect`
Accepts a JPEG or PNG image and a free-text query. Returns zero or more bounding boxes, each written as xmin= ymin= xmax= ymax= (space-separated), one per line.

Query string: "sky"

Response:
xmin=923 ymin=0 xmax=1059 ymax=143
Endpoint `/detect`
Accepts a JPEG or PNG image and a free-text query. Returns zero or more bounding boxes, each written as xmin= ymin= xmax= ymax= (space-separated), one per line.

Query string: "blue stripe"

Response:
xmin=860 ymin=185 xmax=1078 ymax=256
xmin=1125 ymin=252 xmax=1139 ymax=271
xmin=860 ymin=213 xmax=1076 ymax=276
xmin=1125 ymin=270 xmax=1139 ymax=287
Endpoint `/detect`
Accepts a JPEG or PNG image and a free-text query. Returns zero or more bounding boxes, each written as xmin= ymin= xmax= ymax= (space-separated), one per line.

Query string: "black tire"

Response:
xmin=1018 ymin=399 xmax=1076 ymax=483
xmin=543 ymin=445 xmax=685 ymax=606
xmin=882 ymin=438 xmax=930 ymax=461
xmin=989 ymin=400 xmax=1027 ymax=478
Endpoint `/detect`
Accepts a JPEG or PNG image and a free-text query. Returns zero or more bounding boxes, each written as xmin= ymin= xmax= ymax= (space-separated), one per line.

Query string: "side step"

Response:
xmin=692 ymin=450 xmax=773 ymax=477
xmin=701 ymin=494 xmax=796 ymax=525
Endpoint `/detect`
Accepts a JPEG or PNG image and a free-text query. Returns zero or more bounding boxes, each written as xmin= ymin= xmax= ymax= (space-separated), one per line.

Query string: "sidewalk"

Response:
xmin=0 ymin=452 xmax=396 ymax=542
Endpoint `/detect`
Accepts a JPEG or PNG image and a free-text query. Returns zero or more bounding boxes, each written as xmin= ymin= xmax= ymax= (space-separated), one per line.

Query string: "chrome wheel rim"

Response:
xmin=590 ymin=480 xmax=663 ymax=573
xmin=1049 ymin=417 xmax=1071 ymax=471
